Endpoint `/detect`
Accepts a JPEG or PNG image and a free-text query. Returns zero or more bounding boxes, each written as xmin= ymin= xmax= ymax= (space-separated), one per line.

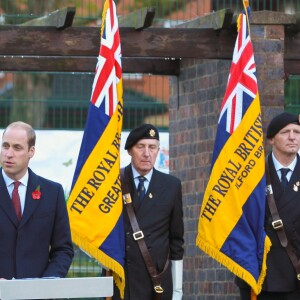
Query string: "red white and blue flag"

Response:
xmin=67 ymin=0 xmax=125 ymax=297
xmin=196 ymin=1 xmax=271 ymax=296
xmin=90 ymin=1 xmax=122 ymax=116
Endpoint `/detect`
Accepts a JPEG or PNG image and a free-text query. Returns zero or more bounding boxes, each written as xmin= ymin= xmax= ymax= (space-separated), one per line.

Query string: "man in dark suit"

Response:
xmin=0 ymin=121 xmax=74 ymax=279
xmin=114 ymin=124 xmax=184 ymax=300
xmin=237 ymin=112 xmax=300 ymax=300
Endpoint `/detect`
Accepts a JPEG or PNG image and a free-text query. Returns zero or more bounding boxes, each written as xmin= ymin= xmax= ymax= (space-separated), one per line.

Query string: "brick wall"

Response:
xmin=169 ymin=21 xmax=285 ymax=299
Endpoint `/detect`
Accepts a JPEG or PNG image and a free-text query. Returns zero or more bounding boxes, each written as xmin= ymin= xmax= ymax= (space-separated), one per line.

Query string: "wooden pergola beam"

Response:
xmin=19 ymin=5 xmax=155 ymax=30
xmin=0 ymin=9 xmax=299 ymax=75
xmin=0 ymin=26 xmax=235 ymax=74
xmin=0 ymin=56 xmax=180 ymax=75
xmin=177 ymin=8 xmax=234 ymax=29
xmin=118 ymin=7 xmax=155 ymax=29
xmin=0 ymin=26 xmax=236 ymax=57
xmin=20 ymin=6 xmax=76 ymax=29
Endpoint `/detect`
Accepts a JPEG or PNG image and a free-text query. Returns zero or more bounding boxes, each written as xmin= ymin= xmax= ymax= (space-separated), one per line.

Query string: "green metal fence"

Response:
xmin=67 ymin=245 xmax=102 ymax=277
xmin=0 ymin=72 xmax=169 ymax=130
xmin=285 ymin=75 xmax=300 ymax=114
xmin=1 ymin=0 xmax=300 ymax=25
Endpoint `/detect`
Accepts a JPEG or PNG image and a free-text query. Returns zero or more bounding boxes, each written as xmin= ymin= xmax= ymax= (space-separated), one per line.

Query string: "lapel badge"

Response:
xmin=293 ymin=181 xmax=300 ymax=192
xmin=149 ymin=193 xmax=153 ymax=199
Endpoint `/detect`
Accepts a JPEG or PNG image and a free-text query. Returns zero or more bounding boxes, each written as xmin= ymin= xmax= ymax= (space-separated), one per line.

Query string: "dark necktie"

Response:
xmin=137 ymin=176 xmax=146 ymax=202
xmin=280 ymin=168 xmax=290 ymax=190
xmin=12 ymin=181 xmax=22 ymax=222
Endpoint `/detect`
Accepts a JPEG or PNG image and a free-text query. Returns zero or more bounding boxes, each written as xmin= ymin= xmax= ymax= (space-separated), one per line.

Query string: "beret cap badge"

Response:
xmin=149 ymin=129 xmax=156 ymax=137
xmin=125 ymin=124 xmax=159 ymax=150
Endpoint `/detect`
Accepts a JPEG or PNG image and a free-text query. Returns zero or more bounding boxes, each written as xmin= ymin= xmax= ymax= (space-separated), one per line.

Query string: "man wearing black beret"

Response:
xmin=114 ymin=124 xmax=184 ymax=300
xmin=237 ymin=112 xmax=300 ymax=300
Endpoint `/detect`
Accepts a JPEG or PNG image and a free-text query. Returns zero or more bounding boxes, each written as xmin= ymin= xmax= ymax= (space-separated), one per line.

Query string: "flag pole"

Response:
xmin=251 ymin=288 xmax=257 ymax=300
xmin=242 ymin=1 xmax=258 ymax=299
xmin=68 ymin=0 xmax=125 ymax=297
xmin=243 ymin=1 xmax=257 ymax=299
xmin=243 ymin=0 xmax=251 ymax=36
xmin=102 ymin=1 xmax=118 ymax=299
xmin=105 ymin=269 xmax=113 ymax=300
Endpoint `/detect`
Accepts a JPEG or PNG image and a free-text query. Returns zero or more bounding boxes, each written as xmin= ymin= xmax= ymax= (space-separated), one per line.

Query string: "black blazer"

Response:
xmin=114 ymin=165 xmax=184 ymax=300
xmin=262 ymin=153 xmax=300 ymax=292
xmin=236 ymin=153 xmax=300 ymax=292
xmin=0 ymin=168 xmax=74 ymax=279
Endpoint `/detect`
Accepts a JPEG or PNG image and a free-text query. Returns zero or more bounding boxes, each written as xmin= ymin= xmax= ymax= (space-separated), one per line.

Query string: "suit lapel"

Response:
xmin=285 ymin=156 xmax=300 ymax=205
xmin=288 ymin=155 xmax=300 ymax=191
xmin=0 ymin=169 xmax=19 ymax=226
xmin=123 ymin=166 xmax=140 ymax=211
xmin=137 ymin=169 xmax=165 ymax=219
xmin=19 ymin=169 xmax=41 ymax=228
xmin=270 ymin=153 xmax=300 ymax=209
xmin=268 ymin=154 xmax=282 ymax=196
xmin=123 ymin=166 xmax=166 ymax=218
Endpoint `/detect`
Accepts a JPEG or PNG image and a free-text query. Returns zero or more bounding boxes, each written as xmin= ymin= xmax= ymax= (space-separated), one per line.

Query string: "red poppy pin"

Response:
xmin=32 ymin=185 xmax=41 ymax=200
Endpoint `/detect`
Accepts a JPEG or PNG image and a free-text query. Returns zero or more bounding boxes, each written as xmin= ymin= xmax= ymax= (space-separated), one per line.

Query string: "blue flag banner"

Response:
xmin=67 ymin=0 xmax=125 ymax=297
xmin=196 ymin=1 xmax=271 ymax=295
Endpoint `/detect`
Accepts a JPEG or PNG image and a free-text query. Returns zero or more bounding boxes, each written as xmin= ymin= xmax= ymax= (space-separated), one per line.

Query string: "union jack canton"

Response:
xmin=90 ymin=0 xmax=122 ymax=117
xmin=213 ymin=8 xmax=258 ymax=164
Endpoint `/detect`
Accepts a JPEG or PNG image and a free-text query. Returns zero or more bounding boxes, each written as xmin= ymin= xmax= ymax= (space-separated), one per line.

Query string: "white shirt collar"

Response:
xmin=272 ymin=152 xmax=297 ymax=172
xmin=131 ymin=165 xmax=153 ymax=182
xmin=2 ymin=169 xmax=29 ymax=187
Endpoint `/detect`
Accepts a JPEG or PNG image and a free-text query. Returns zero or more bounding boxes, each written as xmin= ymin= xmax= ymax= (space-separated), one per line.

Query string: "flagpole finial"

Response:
xmin=243 ymin=0 xmax=249 ymax=7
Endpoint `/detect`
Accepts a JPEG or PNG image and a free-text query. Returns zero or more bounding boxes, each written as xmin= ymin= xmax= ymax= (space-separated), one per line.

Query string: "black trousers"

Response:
xmin=239 ymin=288 xmax=300 ymax=300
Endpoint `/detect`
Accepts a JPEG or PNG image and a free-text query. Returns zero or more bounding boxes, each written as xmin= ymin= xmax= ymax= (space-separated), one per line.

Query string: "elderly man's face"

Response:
xmin=269 ymin=123 xmax=300 ymax=157
xmin=128 ymin=139 xmax=160 ymax=176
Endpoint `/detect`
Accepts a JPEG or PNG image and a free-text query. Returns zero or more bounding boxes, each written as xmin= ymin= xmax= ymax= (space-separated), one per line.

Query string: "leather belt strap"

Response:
xmin=265 ymin=158 xmax=300 ymax=287
xmin=123 ymin=193 xmax=169 ymax=300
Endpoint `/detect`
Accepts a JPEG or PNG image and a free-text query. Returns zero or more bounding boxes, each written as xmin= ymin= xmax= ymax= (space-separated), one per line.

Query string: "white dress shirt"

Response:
xmin=131 ymin=166 xmax=153 ymax=193
xmin=272 ymin=152 xmax=297 ymax=183
xmin=2 ymin=169 xmax=29 ymax=214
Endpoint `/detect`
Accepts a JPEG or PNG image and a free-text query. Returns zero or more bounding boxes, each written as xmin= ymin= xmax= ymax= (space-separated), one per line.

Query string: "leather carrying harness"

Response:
xmin=120 ymin=170 xmax=169 ymax=300
xmin=265 ymin=159 xmax=300 ymax=288
xmin=123 ymin=193 xmax=169 ymax=299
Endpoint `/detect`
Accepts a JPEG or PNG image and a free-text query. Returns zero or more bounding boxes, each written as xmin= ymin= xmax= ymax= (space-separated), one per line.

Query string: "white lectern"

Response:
xmin=0 ymin=277 xmax=113 ymax=299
